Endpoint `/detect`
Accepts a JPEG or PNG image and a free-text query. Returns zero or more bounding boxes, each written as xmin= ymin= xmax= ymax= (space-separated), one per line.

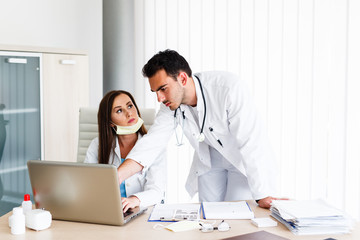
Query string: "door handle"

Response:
xmin=6 ymin=58 xmax=27 ymax=64
xmin=59 ymin=60 xmax=77 ymax=65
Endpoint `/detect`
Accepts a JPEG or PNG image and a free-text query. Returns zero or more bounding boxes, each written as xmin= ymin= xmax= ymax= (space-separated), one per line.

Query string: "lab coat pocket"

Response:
xmin=207 ymin=122 xmax=227 ymax=142
xmin=208 ymin=121 xmax=236 ymax=150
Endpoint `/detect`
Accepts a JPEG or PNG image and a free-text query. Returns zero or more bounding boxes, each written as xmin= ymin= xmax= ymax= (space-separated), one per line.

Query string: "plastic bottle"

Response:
xmin=22 ymin=194 xmax=32 ymax=215
xmin=8 ymin=213 xmax=13 ymax=228
xmin=10 ymin=207 xmax=25 ymax=235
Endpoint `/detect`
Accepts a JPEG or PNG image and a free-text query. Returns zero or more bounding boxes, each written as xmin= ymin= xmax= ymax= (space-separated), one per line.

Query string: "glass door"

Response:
xmin=0 ymin=52 xmax=42 ymax=216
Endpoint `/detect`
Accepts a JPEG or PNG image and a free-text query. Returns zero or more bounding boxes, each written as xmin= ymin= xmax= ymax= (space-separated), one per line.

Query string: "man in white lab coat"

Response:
xmin=118 ymin=49 xmax=282 ymax=208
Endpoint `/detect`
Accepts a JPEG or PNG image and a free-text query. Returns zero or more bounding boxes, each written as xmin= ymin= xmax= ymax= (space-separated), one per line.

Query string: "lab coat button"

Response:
xmin=126 ymin=183 xmax=130 ymax=187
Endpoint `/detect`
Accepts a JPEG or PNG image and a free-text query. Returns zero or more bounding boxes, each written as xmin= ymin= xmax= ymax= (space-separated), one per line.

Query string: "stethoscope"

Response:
xmin=174 ymin=76 xmax=223 ymax=147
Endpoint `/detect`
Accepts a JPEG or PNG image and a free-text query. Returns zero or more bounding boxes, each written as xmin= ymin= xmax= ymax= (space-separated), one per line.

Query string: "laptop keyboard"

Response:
xmin=124 ymin=210 xmax=134 ymax=217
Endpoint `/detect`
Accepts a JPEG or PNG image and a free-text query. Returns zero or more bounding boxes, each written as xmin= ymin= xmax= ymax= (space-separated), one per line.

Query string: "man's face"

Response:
xmin=149 ymin=69 xmax=184 ymax=111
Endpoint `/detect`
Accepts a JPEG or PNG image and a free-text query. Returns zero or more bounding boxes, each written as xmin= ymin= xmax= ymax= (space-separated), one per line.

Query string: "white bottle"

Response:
xmin=22 ymin=194 xmax=32 ymax=215
xmin=8 ymin=214 xmax=13 ymax=228
xmin=10 ymin=207 xmax=25 ymax=235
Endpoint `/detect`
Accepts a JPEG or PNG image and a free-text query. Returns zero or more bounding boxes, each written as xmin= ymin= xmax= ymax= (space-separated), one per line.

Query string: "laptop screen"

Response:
xmin=27 ymin=160 xmax=145 ymax=226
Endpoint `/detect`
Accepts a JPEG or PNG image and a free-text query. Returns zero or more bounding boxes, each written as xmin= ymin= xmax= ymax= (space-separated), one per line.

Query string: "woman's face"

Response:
xmin=110 ymin=94 xmax=138 ymax=127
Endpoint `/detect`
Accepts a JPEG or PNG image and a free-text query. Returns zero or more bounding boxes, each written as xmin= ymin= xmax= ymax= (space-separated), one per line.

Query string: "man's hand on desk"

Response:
xmin=257 ymin=196 xmax=289 ymax=209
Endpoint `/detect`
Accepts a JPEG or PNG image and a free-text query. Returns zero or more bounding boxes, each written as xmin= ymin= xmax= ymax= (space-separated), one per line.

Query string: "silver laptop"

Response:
xmin=27 ymin=160 xmax=147 ymax=226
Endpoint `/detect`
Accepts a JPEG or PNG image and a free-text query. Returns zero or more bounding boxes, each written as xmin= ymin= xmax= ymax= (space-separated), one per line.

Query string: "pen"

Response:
xmin=160 ymin=217 xmax=180 ymax=222
xmin=209 ymin=127 xmax=223 ymax=147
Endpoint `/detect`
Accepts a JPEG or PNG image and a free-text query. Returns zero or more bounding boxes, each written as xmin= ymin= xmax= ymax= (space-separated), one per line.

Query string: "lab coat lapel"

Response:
xmin=181 ymin=105 xmax=199 ymax=148
xmin=181 ymin=104 xmax=211 ymax=170
xmin=192 ymin=75 xmax=211 ymax=166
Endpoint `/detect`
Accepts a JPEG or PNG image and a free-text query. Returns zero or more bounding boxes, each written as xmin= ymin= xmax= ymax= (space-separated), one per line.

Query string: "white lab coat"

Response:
xmin=84 ymin=134 xmax=166 ymax=208
xmin=127 ymin=71 xmax=277 ymax=200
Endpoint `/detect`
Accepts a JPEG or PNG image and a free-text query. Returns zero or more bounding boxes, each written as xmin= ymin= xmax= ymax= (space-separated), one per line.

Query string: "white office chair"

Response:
xmin=77 ymin=107 xmax=156 ymax=163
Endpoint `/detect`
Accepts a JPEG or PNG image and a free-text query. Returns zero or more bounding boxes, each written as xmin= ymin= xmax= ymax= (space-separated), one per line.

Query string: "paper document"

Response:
xmin=148 ymin=203 xmax=201 ymax=222
xmin=202 ymin=201 xmax=254 ymax=219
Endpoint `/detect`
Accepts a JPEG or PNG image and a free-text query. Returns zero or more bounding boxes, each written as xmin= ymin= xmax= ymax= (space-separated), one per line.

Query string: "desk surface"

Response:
xmin=0 ymin=201 xmax=358 ymax=240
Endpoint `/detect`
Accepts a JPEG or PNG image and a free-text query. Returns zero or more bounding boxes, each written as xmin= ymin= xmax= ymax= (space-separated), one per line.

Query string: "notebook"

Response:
xmin=27 ymin=160 xmax=147 ymax=226
xmin=202 ymin=201 xmax=254 ymax=219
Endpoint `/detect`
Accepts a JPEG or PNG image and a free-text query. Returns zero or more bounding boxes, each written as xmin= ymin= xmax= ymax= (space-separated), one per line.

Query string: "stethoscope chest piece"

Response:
xmin=197 ymin=133 xmax=205 ymax=142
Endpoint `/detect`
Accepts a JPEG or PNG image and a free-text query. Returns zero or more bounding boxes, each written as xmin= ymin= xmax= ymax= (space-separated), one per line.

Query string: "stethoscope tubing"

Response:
xmin=195 ymin=75 xmax=206 ymax=137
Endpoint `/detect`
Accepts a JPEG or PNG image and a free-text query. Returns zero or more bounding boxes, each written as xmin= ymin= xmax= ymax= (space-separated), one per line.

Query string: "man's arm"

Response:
xmin=125 ymin=104 xmax=174 ymax=179
xmin=117 ymin=158 xmax=143 ymax=183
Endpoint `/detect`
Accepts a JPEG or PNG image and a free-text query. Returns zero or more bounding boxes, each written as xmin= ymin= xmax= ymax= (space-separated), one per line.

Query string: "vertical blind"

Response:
xmin=132 ymin=0 xmax=360 ymax=220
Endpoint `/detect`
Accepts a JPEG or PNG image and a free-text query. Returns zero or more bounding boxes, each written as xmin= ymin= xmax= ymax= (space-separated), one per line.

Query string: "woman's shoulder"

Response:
xmin=90 ymin=137 xmax=99 ymax=145
xmin=84 ymin=137 xmax=99 ymax=163
xmin=87 ymin=137 xmax=100 ymax=150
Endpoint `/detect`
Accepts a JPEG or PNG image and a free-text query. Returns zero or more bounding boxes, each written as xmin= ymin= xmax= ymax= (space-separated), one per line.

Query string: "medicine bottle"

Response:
xmin=22 ymin=194 xmax=32 ymax=215
xmin=10 ymin=207 xmax=25 ymax=235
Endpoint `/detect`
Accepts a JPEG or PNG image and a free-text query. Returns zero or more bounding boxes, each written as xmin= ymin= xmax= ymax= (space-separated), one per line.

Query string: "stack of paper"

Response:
xmin=202 ymin=201 xmax=254 ymax=219
xmin=270 ymin=199 xmax=353 ymax=235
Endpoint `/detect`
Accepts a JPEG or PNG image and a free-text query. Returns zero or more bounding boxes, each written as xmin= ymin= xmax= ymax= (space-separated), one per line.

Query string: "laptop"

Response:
xmin=27 ymin=160 xmax=147 ymax=226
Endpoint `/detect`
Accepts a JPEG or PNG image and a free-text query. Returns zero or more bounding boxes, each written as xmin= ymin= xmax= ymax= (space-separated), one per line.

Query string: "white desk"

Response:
xmin=0 ymin=201 xmax=358 ymax=240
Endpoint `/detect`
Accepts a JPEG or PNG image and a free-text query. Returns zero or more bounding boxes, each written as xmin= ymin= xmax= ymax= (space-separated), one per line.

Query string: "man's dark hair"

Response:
xmin=142 ymin=49 xmax=192 ymax=80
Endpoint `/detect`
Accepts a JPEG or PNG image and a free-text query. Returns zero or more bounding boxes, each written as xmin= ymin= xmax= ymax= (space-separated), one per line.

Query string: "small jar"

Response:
xmin=10 ymin=207 xmax=25 ymax=235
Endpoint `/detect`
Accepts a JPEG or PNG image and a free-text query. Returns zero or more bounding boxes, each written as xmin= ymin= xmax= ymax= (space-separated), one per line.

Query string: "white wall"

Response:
xmin=0 ymin=0 xmax=103 ymax=107
xmin=1 ymin=0 xmax=359 ymax=221
xmin=133 ymin=0 xmax=360 ymax=220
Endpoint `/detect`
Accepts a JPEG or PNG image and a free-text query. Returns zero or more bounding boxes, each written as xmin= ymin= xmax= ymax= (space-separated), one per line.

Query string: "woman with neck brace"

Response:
xmin=85 ymin=90 xmax=166 ymax=212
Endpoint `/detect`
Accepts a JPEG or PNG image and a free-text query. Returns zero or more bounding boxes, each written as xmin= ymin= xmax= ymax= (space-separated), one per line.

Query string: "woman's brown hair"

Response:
xmin=97 ymin=90 xmax=147 ymax=164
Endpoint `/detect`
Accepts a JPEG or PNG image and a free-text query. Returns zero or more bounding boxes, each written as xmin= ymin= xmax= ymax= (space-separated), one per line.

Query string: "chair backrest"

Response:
xmin=77 ymin=107 xmax=156 ymax=163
